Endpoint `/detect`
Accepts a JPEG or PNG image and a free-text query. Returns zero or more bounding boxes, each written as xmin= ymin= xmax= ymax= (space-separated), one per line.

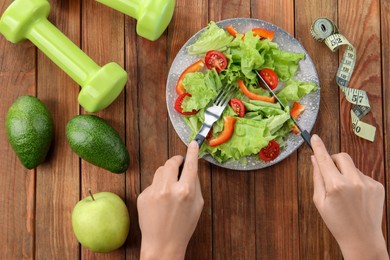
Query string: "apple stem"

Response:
xmin=88 ymin=189 xmax=95 ymax=201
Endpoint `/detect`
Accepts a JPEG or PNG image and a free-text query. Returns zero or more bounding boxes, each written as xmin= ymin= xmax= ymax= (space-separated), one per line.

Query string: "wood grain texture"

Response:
xmin=294 ymin=0 xmax=343 ymax=258
xmin=124 ymin=15 xmax=142 ymax=260
xmin=166 ymin=0 xmax=212 ymax=259
xmin=252 ymin=1 xmax=300 ymax=259
xmin=81 ymin=0 xmax=126 ymax=259
xmin=137 ymin=34 xmax=169 ymax=191
xmin=339 ymin=0 xmax=384 ymax=181
xmin=338 ymin=0 xmax=387 ymax=242
xmin=0 ymin=2 xmax=36 ymax=259
xmin=34 ymin=0 xmax=81 ymax=259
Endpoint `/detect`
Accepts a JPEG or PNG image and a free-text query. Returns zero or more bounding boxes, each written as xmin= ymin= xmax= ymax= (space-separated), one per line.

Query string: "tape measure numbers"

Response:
xmin=311 ymin=18 xmax=376 ymax=142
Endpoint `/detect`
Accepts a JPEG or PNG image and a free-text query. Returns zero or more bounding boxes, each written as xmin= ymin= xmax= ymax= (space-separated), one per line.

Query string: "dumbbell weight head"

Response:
xmin=0 ymin=0 xmax=50 ymax=43
xmin=96 ymin=0 xmax=175 ymax=41
xmin=79 ymin=62 xmax=127 ymax=112
xmin=136 ymin=0 xmax=176 ymax=41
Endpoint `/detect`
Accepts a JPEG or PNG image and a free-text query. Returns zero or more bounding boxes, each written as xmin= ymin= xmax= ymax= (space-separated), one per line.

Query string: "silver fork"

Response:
xmin=193 ymin=84 xmax=236 ymax=147
xmin=178 ymin=84 xmax=236 ymax=179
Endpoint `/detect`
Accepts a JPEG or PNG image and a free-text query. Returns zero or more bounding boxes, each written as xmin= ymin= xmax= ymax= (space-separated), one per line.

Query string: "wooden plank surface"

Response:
xmin=35 ymin=0 xmax=80 ymax=259
xmin=124 ymin=13 xmax=142 ymax=260
xmin=294 ymin=0 xmax=342 ymax=259
xmin=0 ymin=0 xmax=389 ymax=259
xmin=0 ymin=1 xmax=36 ymax=259
xmin=339 ymin=0 xmax=387 ymax=245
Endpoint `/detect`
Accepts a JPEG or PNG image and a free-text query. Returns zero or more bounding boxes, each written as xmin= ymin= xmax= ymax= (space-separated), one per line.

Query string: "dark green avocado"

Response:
xmin=6 ymin=95 xmax=54 ymax=169
xmin=66 ymin=114 xmax=129 ymax=173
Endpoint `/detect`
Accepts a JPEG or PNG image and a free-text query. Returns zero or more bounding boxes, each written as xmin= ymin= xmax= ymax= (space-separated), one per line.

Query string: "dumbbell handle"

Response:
xmin=28 ymin=19 xmax=100 ymax=87
xmin=96 ymin=0 xmax=138 ymax=19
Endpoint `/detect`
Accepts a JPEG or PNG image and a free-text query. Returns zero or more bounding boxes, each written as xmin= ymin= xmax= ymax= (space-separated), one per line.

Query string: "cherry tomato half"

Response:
xmin=229 ymin=98 xmax=245 ymax=117
xmin=259 ymin=68 xmax=279 ymax=90
xmin=259 ymin=140 xmax=280 ymax=162
xmin=205 ymin=50 xmax=227 ymax=73
xmin=174 ymin=93 xmax=198 ymax=116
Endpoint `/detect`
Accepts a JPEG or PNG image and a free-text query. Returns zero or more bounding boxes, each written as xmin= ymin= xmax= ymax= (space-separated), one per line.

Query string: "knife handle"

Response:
xmin=301 ymin=130 xmax=313 ymax=151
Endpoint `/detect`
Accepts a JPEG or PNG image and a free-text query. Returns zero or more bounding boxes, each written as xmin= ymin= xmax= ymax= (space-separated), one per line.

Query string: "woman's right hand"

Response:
xmin=310 ymin=134 xmax=388 ymax=260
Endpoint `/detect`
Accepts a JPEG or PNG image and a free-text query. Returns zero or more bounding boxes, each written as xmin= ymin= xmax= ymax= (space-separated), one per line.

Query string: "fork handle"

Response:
xmin=178 ymin=136 xmax=203 ymax=180
xmin=194 ymin=134 xmax=205 ymax=147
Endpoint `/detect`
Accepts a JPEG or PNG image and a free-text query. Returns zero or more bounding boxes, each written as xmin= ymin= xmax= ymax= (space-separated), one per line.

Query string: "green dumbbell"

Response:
xmin=0 ymin=0 xmax=127 ymax=113
xmin=96 ymin=0 xmax=175 ymax=41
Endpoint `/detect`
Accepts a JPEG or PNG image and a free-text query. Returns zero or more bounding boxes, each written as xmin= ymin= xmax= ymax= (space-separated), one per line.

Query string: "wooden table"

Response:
xmin=0 ymin=0 xmax=388 ymax=259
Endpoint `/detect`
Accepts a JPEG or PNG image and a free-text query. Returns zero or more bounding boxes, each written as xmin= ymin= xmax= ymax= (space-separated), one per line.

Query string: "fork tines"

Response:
xmin=215 ymin=84 xmax=236 ymax=106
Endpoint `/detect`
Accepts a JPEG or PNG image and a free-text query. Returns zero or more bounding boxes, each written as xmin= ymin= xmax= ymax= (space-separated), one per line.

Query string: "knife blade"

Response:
xmin=255 ymin=71 xmax=312 ymax=150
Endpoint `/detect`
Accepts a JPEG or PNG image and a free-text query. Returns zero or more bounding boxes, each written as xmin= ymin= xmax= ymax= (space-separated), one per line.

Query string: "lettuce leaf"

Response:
xmin=200 ymin=118 xmax=275 ymax=163
xmin=227 ymin=31 xmax=265 ymax=80
xmin=276 ymin=80 xmax=317 ymax=104
xmin=187 ymin=22 xmax=234 ymax=56
xmin=181 ymin=70 xmax=221 ymax=111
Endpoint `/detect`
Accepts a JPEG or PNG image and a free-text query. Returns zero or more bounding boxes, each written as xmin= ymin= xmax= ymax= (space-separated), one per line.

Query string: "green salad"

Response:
xmin=173 ymin=21 xmax=317 ymax=164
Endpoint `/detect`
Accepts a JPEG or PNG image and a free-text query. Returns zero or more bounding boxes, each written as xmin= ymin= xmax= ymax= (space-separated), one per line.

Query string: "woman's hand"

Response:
xmin=311 ymin=134 xmax=388 ymax=260
xmin=137 ymin=141 xmax=204 ymax=260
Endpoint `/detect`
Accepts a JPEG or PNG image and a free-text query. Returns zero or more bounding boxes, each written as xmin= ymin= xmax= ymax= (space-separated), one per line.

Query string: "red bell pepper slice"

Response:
xmin=238 ymin=80 xmax=275 ymax=103
xmin=290 ymin=102 xmax=305 ymax=134
xmin=208 ymin=116 xmax=236 ymax=147
xmin=226 ymin=25 xmax=239 ymax=37
xmin=290 ymin=101 xmax=305 ymax=119
xmin=252 ymin=28 xmax=275 ymax=41
xmin=225 ymin=26 xmax=274 ymax=41
xmin=292 ymin=125 xmax=300 ymax=135
xmin=176 ymin=60 xmax=205 ymax=95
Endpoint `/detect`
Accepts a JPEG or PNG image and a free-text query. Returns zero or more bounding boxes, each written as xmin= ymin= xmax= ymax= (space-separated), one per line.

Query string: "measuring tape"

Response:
xmin=310 ymin=18 xmax=376 ymax=142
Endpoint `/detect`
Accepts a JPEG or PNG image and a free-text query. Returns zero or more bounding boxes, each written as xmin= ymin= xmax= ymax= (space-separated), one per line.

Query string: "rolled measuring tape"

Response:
xmin=310 ymin=18 xmax=376 ymax=142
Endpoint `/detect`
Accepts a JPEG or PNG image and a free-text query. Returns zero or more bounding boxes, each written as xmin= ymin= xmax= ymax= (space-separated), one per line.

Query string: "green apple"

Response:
xmin=71 ymin=191 xmax=130 ymax=253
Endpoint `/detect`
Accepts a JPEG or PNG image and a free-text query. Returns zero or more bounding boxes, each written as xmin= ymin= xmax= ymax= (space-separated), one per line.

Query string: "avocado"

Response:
xmin=5 ymin=95 xmax=54 ymax=169
xmin=66 ymin=114 xmax=129 ymax=173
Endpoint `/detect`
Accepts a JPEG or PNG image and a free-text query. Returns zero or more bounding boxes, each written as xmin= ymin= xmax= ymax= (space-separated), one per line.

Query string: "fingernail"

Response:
xmin=311 ymin=134 xmax=320 ymax=142
xmin=189 ymin=141 xmax=198 ymax=148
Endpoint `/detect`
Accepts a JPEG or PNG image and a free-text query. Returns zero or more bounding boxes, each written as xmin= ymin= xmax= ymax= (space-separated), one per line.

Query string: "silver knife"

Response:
xmin=255 ymin=71 xmax=312 ymax=150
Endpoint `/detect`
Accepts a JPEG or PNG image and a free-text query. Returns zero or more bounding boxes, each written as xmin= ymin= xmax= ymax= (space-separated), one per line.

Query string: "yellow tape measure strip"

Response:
xmin=311 ymin=18 xmax=376 ymax=142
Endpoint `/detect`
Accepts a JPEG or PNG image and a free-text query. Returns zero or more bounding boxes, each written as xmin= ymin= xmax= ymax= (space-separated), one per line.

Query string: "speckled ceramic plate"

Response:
xmin=166 ymin=18 xmax=320 ymax=170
